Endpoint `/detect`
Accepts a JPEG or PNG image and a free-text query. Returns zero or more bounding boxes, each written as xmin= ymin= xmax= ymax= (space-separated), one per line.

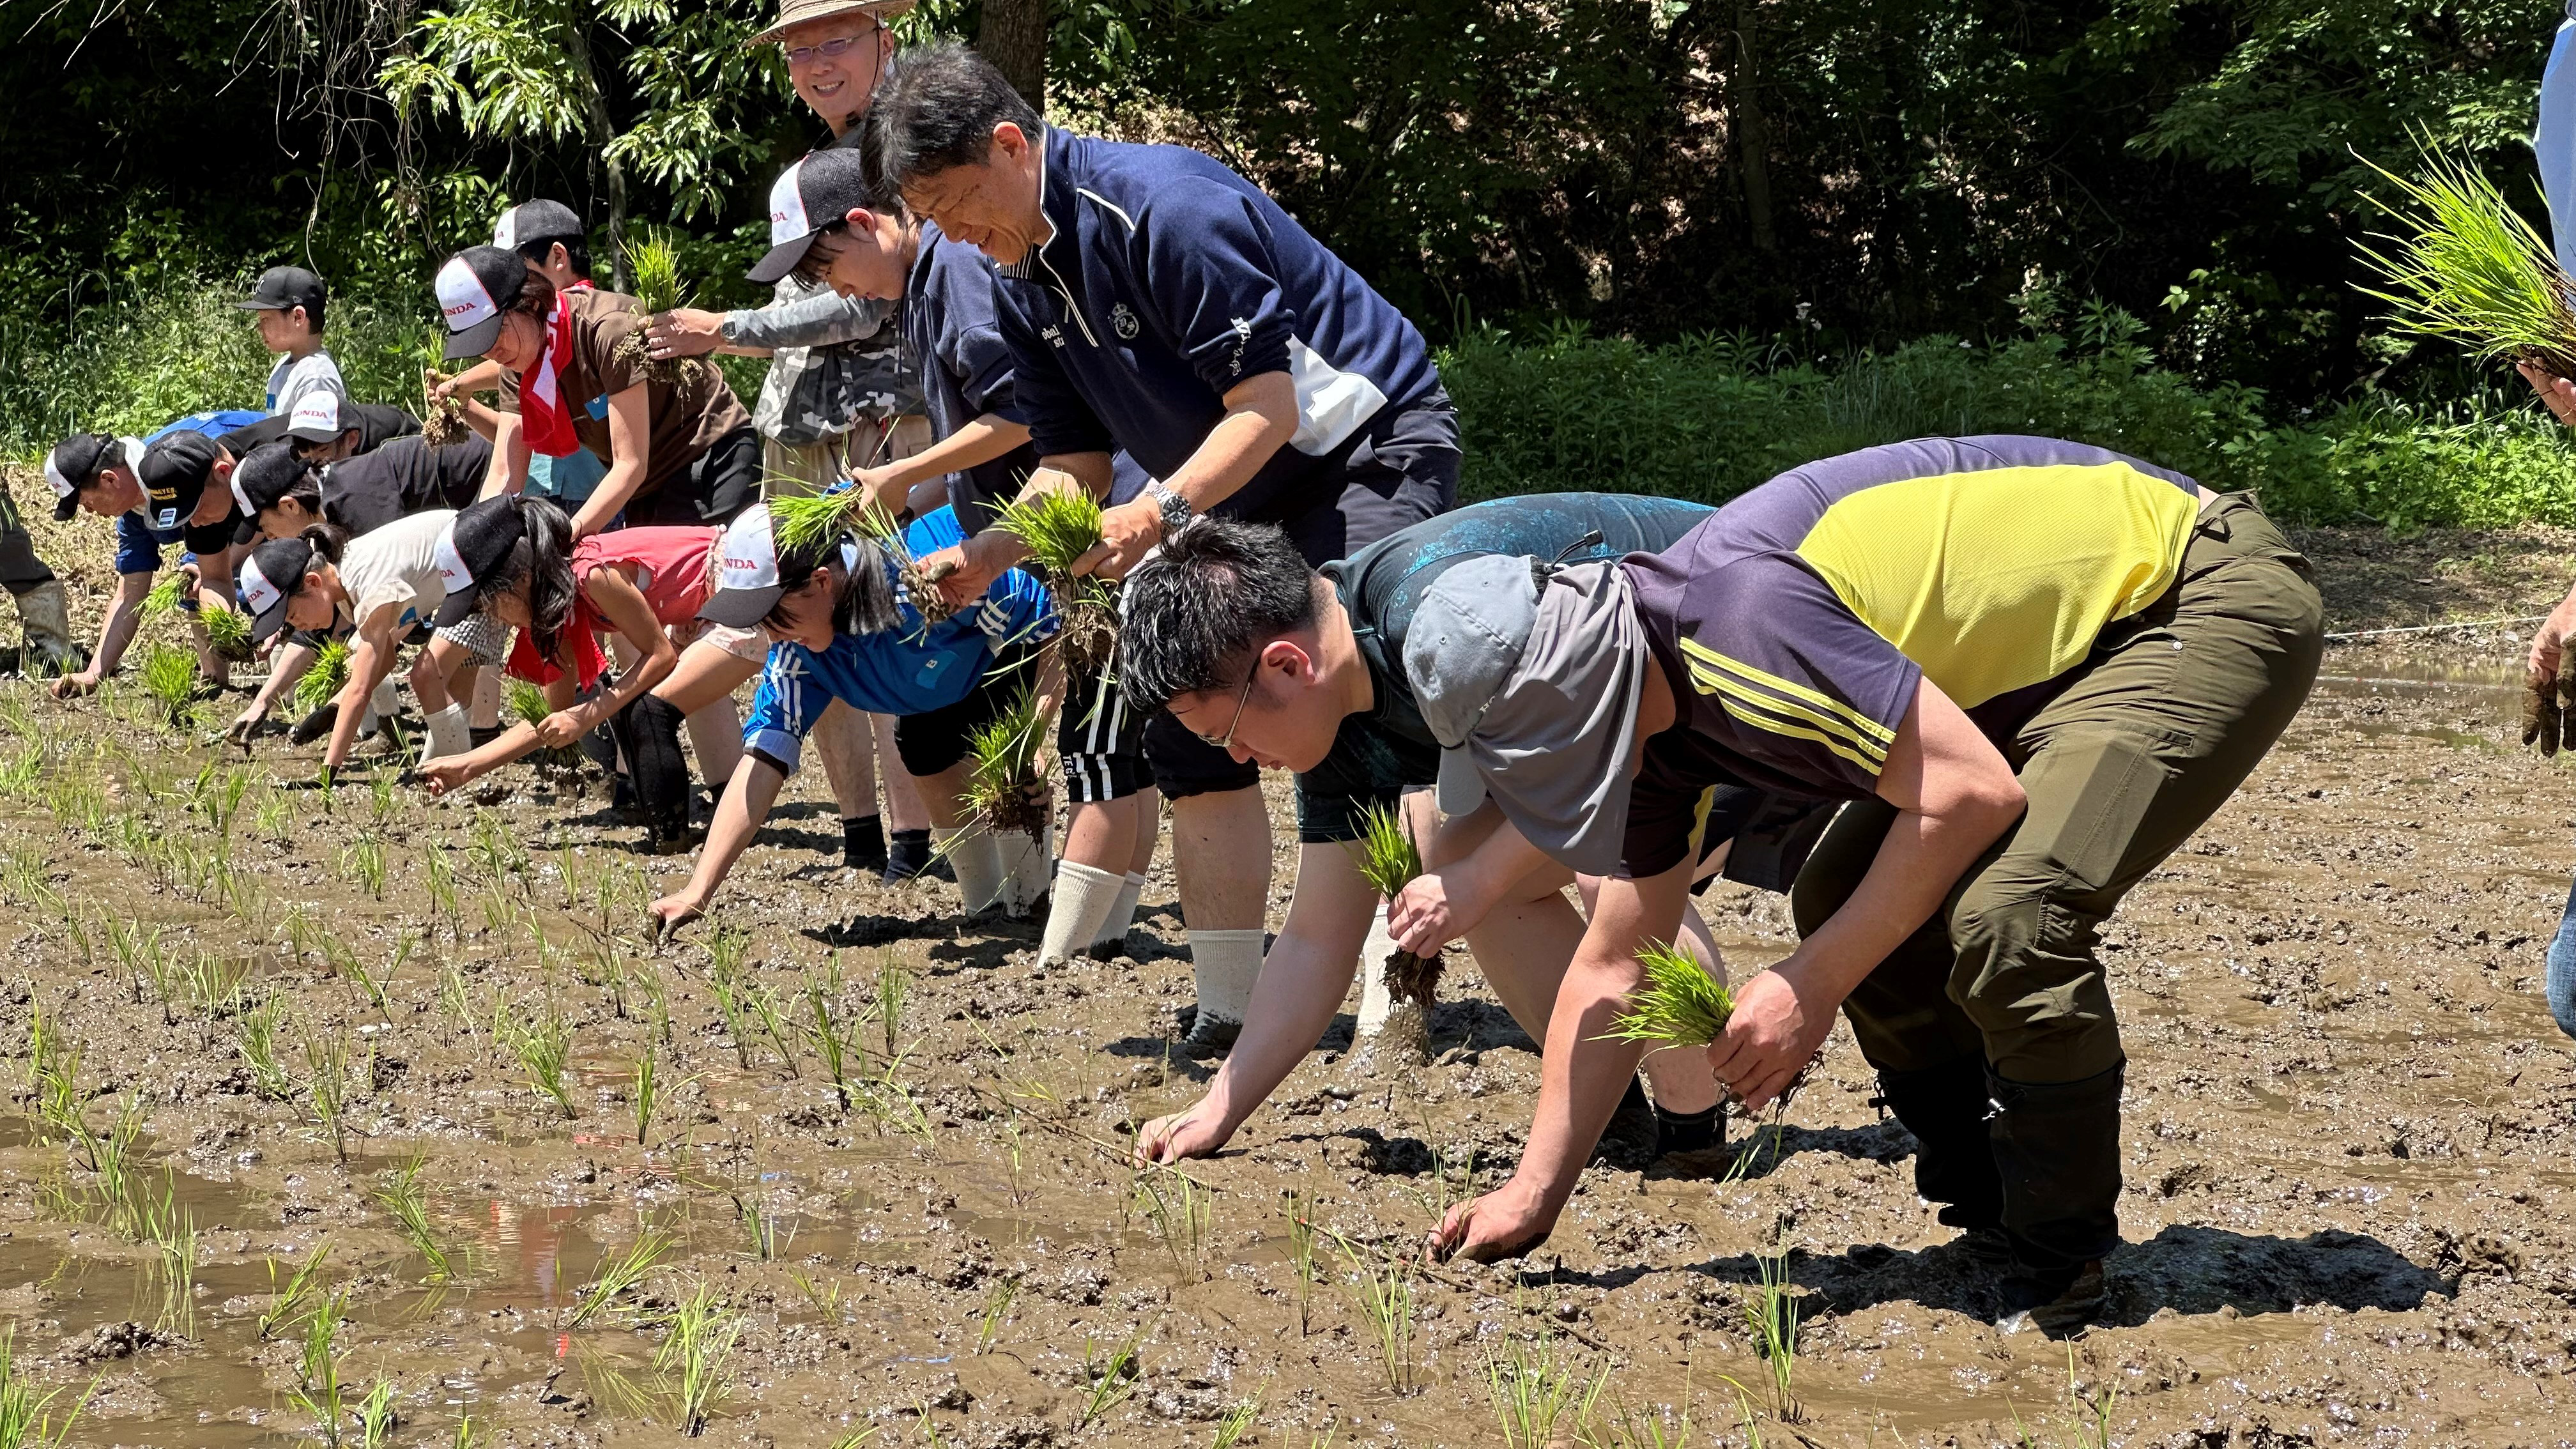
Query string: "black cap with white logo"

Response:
xmin=747 ymin=150 xmax=877 ymax=285
xmin=135 ymin=431 xmax=224 ymax=530
xmin=434 ymin=246 xmax=537 ymax=361
xmin=43 ymin=433 xmax=138 ymax=522
xmin=238 ymin=266 xmax=327 ymax=318
xmin=238 ymin=536 xmax=325 ymax=643
xmin=429 ymin=495 xmax=528 ymax=627
xmin=494 ymin=200 xmax=586 ymax=254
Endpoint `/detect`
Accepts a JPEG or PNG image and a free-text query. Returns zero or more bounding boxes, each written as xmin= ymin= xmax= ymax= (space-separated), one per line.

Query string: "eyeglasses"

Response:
xmin=783 ymin=28 xmax=878 ymax=67
xmin=1191 ymin=673 xmax=1257 ymax=749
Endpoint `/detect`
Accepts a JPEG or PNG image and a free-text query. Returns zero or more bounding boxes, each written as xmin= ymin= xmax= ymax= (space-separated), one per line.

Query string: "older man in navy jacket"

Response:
xmin=865 ymin=42 xmax=1460 ymax=1048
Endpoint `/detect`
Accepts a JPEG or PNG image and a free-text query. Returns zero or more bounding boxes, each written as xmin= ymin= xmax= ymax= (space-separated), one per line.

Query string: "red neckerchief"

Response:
xmin=518 ymin=292 xmax=583 ymax=458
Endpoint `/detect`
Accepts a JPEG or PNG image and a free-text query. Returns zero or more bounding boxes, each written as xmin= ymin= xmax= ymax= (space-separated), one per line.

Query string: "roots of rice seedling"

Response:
xmin=901 ymin=559 xmax=960 ymax=625
xmin=1055 ymin=586 xmax=1117 ymax=678
xmin=1383 ymin=946 xmax=1443 ymax=1008
xmin=610 ymin=330 xmax=707 ymax=388
xmin=421 ymin=397 xmax=468 ymax=448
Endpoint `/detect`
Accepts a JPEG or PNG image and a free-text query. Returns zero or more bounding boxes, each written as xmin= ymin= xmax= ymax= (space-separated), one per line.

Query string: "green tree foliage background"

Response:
xmin=0 ymin=0 xmax=2562 ymax=453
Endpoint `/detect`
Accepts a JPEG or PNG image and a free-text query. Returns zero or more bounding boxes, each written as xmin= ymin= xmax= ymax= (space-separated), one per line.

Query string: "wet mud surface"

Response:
xmin=2 ymin=507 xmax=2576 ymax=1446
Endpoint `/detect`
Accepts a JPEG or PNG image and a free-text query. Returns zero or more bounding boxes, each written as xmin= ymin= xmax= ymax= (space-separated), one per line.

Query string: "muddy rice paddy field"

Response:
xmin=4 ymin=502 xmax=2576 ymax=1448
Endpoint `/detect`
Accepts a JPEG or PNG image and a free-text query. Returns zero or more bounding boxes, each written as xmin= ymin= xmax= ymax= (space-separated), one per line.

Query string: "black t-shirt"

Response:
xmin=1292 ymin=491 xmax=1715 ymax=843
xmin=220 ymin=402 xmax=422 ymax=458
xmin=321 ymin=434 xmax=493 ymax=537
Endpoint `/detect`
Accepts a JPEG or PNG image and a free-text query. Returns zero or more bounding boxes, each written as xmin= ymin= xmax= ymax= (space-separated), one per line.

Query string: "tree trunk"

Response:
xmin=563 ymin=18 xmax=629 ymax=289
xmin=978 ymin=0 xmax=1048 ymax=108
xmin=1732 ymin=3 xmax=1775 ymax=255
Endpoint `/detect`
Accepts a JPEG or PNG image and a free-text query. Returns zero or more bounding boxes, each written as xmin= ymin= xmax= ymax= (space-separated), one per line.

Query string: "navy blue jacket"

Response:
xmin=904 ymin=221 xmax=1038 ymax=537
xmin=993 ymin=126 xmax=1443 ymax=521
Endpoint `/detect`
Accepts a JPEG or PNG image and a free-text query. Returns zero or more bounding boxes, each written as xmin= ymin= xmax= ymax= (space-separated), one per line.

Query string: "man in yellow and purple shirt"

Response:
xmin=1413 ymin=435 xmax=2322 ymax=1337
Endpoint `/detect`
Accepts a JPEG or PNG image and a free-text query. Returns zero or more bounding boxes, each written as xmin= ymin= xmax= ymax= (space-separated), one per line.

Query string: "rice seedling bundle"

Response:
xmin=202 ymin=606 xmax=253 ymax=664
xmin=2356 ymin=144 xmax=2576 ymax=380
xmin=1599 ymin=938 xmax=1736 ymax=1047
xmin=993 ymin=488 xmax=1117 ymax=677
xmin=506 ymin=678 xmax=583 ymax=774
xmin=613 ymin=230 xmax=707 ymax=387
xmin=769 ymin=489 xmax=960 ymax=625
xmin=140 ymin=572 xmax=186 ymax=622
xmin=959 ymin=685 xmax=1049 ymax=836
xmin=1351 ymin=802 xmax=1441 ymax=1007
xmin=295 ymin=638 xmax=351 ymax=717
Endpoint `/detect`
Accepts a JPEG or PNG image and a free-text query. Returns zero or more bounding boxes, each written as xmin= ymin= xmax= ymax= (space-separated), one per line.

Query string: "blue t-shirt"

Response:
xmin=742 ymin=507 xmax=1054 ymax=773
xmin=993 ymin=126 xmax=1443 ymax=523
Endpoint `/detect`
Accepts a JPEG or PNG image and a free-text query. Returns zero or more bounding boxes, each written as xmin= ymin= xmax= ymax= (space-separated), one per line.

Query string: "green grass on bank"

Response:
xmin=6 ymin=273 xmax=2573 ymax=532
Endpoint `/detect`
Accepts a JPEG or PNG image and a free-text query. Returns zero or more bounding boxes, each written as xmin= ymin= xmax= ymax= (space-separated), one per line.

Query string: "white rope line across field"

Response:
xmin=2324 ymin=613 xmax=2550 ymax=641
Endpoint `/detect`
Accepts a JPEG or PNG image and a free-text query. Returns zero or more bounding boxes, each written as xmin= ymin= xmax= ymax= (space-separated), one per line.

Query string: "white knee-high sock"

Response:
xmin=935 ymin=825 xmax=1005 ymax=916
xmin=1354 ymin=906 xmax=1397 ymax=1037
xmin=1002 ymin=820 xmax=1054 ymax=914
xmin=1091 ymin=871 xmax=1147 ymax=949
xmin=1038 ymin=860 xmax=1125 ymax=966
xmin=1184 ymin=928 xmax=1265 ymax=1039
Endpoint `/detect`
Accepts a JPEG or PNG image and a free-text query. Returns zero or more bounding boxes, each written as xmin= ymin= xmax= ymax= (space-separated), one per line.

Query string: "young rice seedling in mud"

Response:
xmin=568 ymin=1225 xmax=675 ymax=1330
xmin=1735 ymin=1229 xmax=1802 ymax=1425
xmin=146 ymin=1181 xmax=199 ymax=1335
xmin=237 ymin=995 xmax=295 ymax=1100
xmin=974 ymin=1275 xmax=1018 ymax=1353
xmin=0 ymin=1324 xmax=87 ymax=1447
xmin=1485 ymin=1337 xmax=1607 ymax=1449
xmin=260 ymin=1239 xmax=334 ymax=1340
xmin=1335 ymin=1232 xmax=1418 ymax=1393
xmin=303 ymin=1024 xmax=353 ymax=1165
xmin=1210 ymin=1400 xmax=1261 ymax=1449
xmin=2007 ymin=1346 xmax=2118 ymax=1449
xmin=1075 ymin=1331 xmax=1144 ymax=1429
xmin=804 ymin=969 xmax=859 ymax=1111
xmin=289 ymin=1289 xmax=351 ymax=1448
xmin=503 ymin=1008 xmax=578 ymax=1117
xmin=376 ymin=1155 xmax=456 ymax=1283
xmin=731 ymin=1184 xmax=794 ymax=1261
xmin=1132 ymin=1169 xmax=1211 ymax=1273
xmin=992 ymin=487 xmax=1116 ymax=675
xmin=355 ymin=1379 xmax=398 ymax=1449
xmin=655 ymin=1281 xmax=740 ymax=1436
xmin=875 ymin=955 xmax=906 ymax=1059
xmin=744 ymin=980 xmax=802 ymax=1078
xmin=341 ymin=831 xmax=389 ymax=900
xmin=1281 ymin=1190 xmax=1320 ymax=1336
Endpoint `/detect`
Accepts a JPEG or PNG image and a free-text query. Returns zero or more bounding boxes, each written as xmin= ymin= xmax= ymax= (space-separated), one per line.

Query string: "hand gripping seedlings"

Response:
xmin=993 ymin=488 xmax=1117 ymax=677
xmin=1351 ymin=802 xmax=1443 ymax=1049
xmin=613 ymin=230 xmax=709 ymax=388
xmin=422 ymin=347 xmax=469 ymax=448
xmin=507 ymin=678 xmax=584 ymax=776
xmin=768 ymin=491 xmax=960 ymax=626
xmin=2356 ymin=142 xmax=2576 ymax=381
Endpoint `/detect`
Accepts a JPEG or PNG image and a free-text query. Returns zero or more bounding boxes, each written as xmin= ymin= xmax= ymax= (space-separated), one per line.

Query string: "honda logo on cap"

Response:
xmin=768 ymin=162 xmax=812 ymax=246
xmin=435 ymin=258 xmax=498 ymax=332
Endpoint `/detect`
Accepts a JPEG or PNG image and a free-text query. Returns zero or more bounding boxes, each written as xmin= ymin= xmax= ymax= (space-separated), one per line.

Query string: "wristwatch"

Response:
xmin=1146 ymin=480 xmax=1194 ymax=535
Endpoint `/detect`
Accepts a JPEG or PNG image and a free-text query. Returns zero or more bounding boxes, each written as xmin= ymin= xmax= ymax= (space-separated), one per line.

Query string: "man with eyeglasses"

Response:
xmin=643 ymin=0 xmax=940 ymax=882
xmin=864 ymin=42 xmax=1464 ymax=1052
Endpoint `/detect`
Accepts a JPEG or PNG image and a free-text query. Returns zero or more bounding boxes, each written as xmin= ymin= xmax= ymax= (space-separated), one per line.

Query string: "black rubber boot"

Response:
xmin=1873 ymin=1053 xmax=2007 ymax=1231
xmin=610 ymin=694 xmax=693 ymax=851
xmin=1987 ymin=1060 xmax=2125 ymax=1337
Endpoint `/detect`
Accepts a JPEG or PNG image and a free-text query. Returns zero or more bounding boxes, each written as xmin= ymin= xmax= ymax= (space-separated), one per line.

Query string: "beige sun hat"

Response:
xmin=753 ymin=0 xmax=916 ymax=43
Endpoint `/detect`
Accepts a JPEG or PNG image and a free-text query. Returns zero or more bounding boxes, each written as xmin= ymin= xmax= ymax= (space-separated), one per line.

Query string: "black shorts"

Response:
xmin=626 ymin=425 xmax=762 ymax=527
xmin=1146 ymin=400 xmax=1461 ymax=801
xmin=893 ymin=648 xmax=1034 ymax=778
xmin=1059 ymin=668 xmax=1150 ymax=803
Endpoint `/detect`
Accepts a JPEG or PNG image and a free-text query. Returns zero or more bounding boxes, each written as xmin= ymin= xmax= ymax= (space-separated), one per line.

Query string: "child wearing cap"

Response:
xmin=432 ymin=245 xmax=758 ymax=537
xmin=235 ymin=512 xmax=479 ymax=776
xmin=240 ymin=266 xmax=352 ymax=451
xmin=411 ymin=498 xmax=740 ymax=852
xmin=755 ymin=144 xmax=1161 ymax=954
xmin=645 ymin=500 xmax=1057 ymax=931
xmin=220 ymin=436 xmax=499 ymax=744
xmin=44 ymin=417 xmax=263 ymax=698
xmin=430 ymin=203 xmax=615 ymax=507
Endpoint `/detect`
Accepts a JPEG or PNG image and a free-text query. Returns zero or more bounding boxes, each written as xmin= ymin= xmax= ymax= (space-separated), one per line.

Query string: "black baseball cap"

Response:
xmin=136 ymin=431 xmax=224 ymax=529
xmin=747 ymin=150 xmax=877 ymax=284
xmin=434 ymin=245 xmax=538 ymax=361
xmin=43 ymin=433 xmax=136 ymax=521
xmin=239 ymin=266 xmax=326 ymax=318
xmin=238 ymin=536 xmax=325 ymax=643
xmin=494 ymin=200 xmax=586 ymax=253
xmin=429 ymin=495 xmax=527 ymax=627
xmin=228 ymin=442 xmax=314 ymax=544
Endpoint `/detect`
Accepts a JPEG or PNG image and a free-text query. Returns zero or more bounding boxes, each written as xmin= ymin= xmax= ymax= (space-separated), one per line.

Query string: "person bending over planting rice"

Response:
xmin=233 ymin=510 xmax=482 ymax=776
xmin=44 ymin=420 xmax=263 ymax=698
xmin=1392 ymin=438 xmax=2320 ymax=1341
xmin=646 ymin=500 xmax=1056 ymax=932
xmin=432 ymin=244 xmax=760 ymax=537
xmin=746 ymin=144 xmax=1160 ymax=953
xmin=866 ymin=43 xmax=1462 ymax=1050
xmin=415 ymin=498 xmax=751 ymax=853
xmin=1117 ymin=497 xmax=1834 ymax=1165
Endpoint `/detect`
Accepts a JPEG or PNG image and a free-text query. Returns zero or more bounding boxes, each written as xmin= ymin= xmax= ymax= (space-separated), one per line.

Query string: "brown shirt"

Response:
xmin=500 ymin=288 xmax=750 ymax=498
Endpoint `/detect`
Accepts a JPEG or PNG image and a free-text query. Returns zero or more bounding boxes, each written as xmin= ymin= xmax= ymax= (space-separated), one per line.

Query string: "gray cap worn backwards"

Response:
xmin=1408 ymin=556 xmax=1650 ymax=877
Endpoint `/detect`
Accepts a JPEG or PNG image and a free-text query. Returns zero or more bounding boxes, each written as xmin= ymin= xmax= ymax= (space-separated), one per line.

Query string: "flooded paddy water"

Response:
xmin=2 ymin=509 xmax=2576 ymax=1446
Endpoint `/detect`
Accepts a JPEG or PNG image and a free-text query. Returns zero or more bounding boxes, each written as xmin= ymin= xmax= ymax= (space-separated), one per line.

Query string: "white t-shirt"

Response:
xmin=338 ymin=509 xmax=456 ymax=630
xmin=267 ymin=349 xmax=350 ymax=442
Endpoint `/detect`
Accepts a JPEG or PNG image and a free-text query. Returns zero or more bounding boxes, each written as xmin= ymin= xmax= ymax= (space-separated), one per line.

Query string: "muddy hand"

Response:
xmin=2532 ymin=657 xmax=2572 ymax=756
xmin=648 ymin=893 xmax=705 ymax=942
xmin=1425 ymin=1184 xmax=1555 ymax=1265
xmin=1135 ymin=1104 xmax=1230 ymax=1165
xmin=415 ymin=758 xmax=472 ymax=797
